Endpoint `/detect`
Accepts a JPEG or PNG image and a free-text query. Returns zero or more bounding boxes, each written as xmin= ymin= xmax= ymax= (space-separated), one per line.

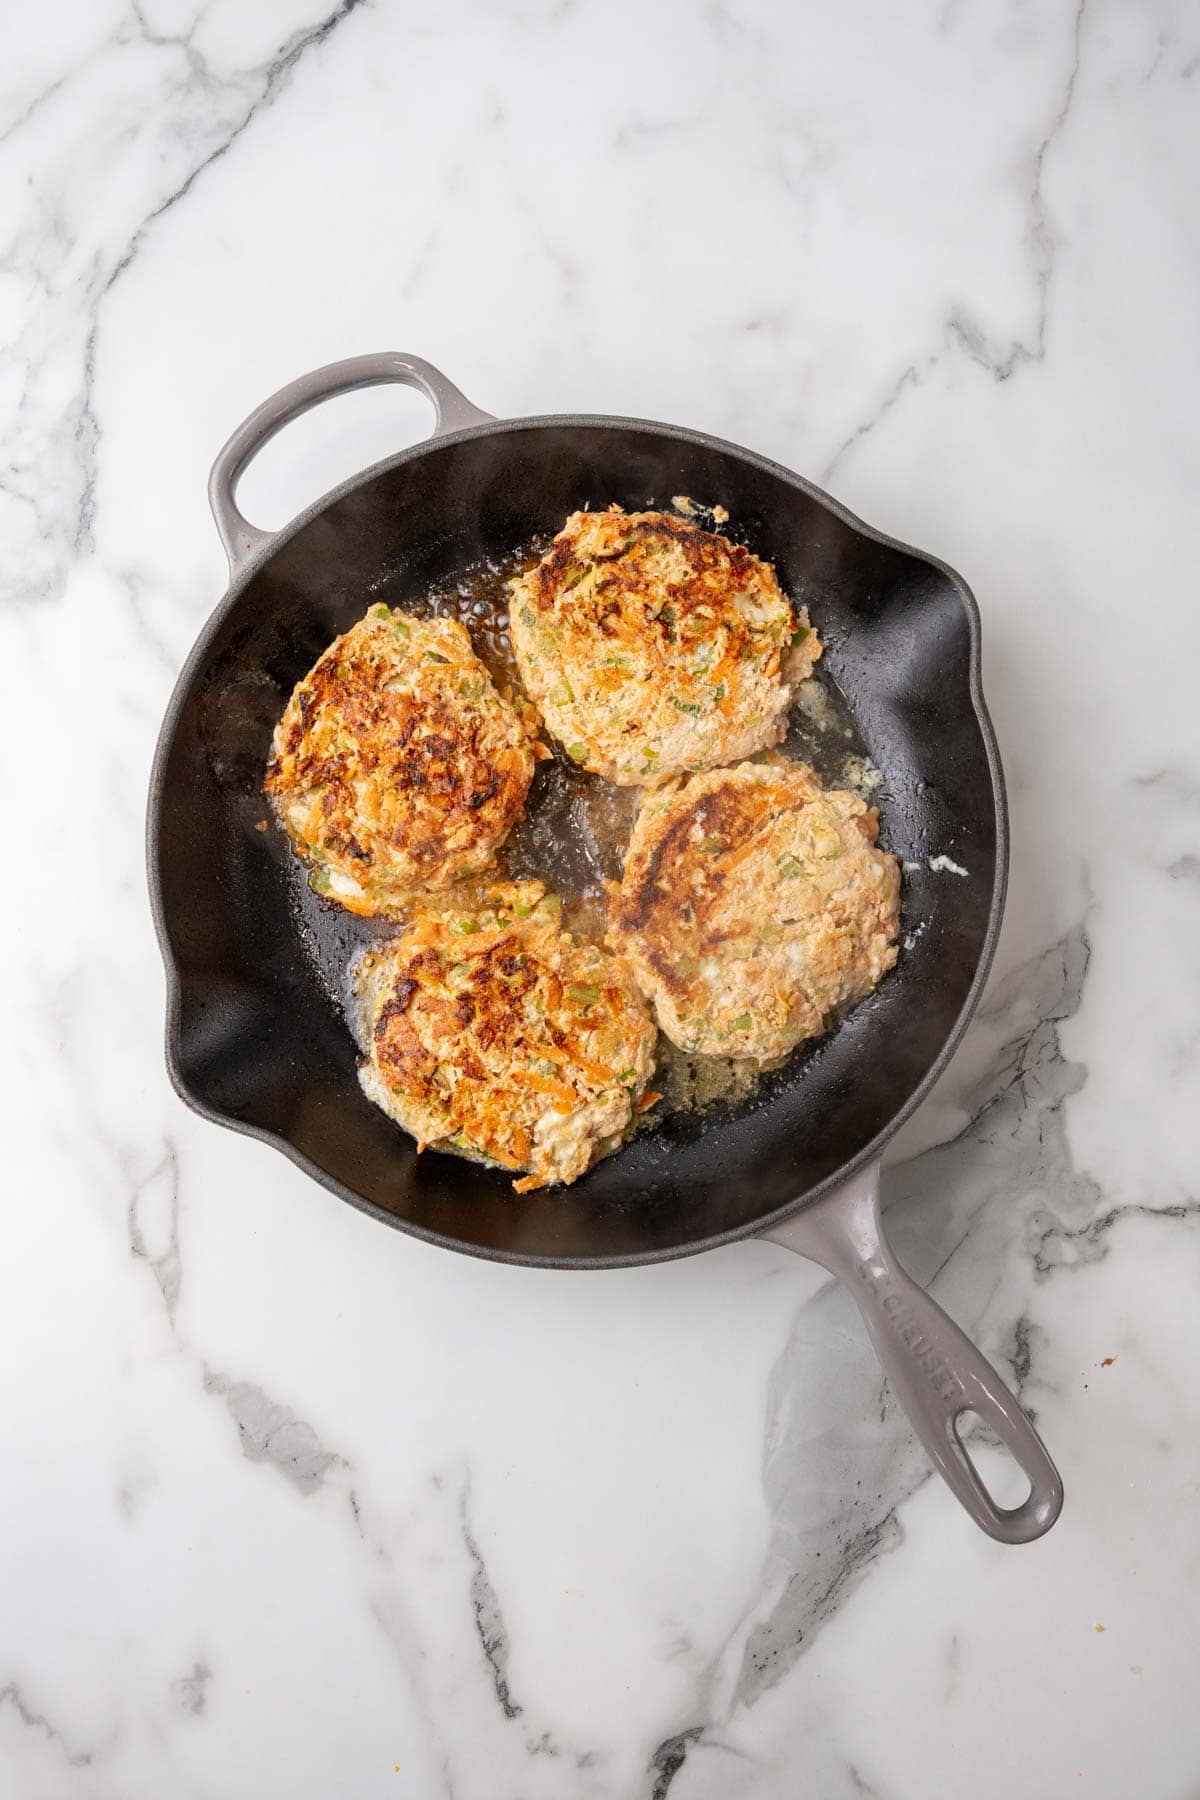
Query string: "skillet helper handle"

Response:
xmin=762 ymin=1163 xmax=1063 ymax=1544
xmin=208 ymin=352 xmax=494 ymax=576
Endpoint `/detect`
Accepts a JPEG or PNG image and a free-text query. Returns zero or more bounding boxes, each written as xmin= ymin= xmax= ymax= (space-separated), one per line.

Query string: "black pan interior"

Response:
xmin=151 ymin=420 xmax=1001 ymax=1265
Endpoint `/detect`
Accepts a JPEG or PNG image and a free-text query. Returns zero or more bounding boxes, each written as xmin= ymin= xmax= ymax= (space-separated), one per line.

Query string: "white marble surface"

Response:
xmin=3 ymin=0 xmax=1199 ymax=1794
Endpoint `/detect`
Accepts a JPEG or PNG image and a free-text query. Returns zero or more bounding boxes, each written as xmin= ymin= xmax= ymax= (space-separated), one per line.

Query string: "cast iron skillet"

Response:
xmin=148 ymin=352 xmax=1063 ymax=1543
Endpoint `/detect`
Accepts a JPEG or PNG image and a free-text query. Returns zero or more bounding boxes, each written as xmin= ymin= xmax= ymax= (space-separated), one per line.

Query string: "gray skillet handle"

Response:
xmin=762 ymin=1163 xmax=1063 ymax=1543
xmin=208 ymin=352 xmax=495 ymax=576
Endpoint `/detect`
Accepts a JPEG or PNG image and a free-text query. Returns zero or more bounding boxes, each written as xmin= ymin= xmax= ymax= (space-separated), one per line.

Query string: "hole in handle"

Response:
xmin=235 ymin=382 xmax=438 ymax=532
xmin=953 ymin=1409 xmax=1033 ymax=1510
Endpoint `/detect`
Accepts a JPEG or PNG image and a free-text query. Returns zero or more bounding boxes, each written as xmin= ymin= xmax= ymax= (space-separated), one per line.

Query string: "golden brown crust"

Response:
xmin=608 ymin=763 xmax=900 ymax=1060
xmin=509 ymin=508 xmax=820 ymax=784
xmin=356 ymin=883 xmax=658 ymax=1191
xmin=265 ymin=608 xmax=536 ymax=915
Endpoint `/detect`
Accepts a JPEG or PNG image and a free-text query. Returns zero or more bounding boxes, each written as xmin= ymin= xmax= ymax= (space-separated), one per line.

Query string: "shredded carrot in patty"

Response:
xmin=720 ymin=835 xmax=766 ymax=874
xmin=556 ymin=1045 xmax=618 ymax=1086
xmin=511 ymin=1070 xmax=578 ymax=1107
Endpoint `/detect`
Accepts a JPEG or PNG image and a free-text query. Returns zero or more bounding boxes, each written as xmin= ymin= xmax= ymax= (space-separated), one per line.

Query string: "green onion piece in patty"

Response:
xmin=309 ymin=867 xmax=331 ymax=896
xmin=548 ymin=680 xmax=575 ymax=706
xmin=537 ymin=893 xmax=562 ymax=919
xmin=450 ymin=917 xmax=481 ymax=935
xmin=731 ymin=1013 xmax=752 ymax=1030
xmin=369 ymin=603 xmax=391 ymax=620
xmin=513 ymin=901 xmax=535 ymax=917
xmin=670 ymin=698 xmax=703 ymax=716
xmin=778 ymin=856 xmax=804 ymax=878
xmin=618 ymin=1069 xmax=638 ymax=1088
xmin=565 ymin=742 xmax=588 ymax=763
xmin=567 ymin=983 xmax=601 ymax=1009
xmin=791 ymin=625 xmax=809 ymax=646
xmin=425 ymin=650 xmax=450 ymax=664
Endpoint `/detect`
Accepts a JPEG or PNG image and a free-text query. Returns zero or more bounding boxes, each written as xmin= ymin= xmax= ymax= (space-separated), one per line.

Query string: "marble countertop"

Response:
xmin=4 ymin=1 xmax=1199 ymax=1794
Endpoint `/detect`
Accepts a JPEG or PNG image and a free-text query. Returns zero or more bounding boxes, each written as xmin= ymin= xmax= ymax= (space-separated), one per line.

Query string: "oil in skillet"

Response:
xmin=291 ymin=532 xmax=893 ymax=1125
xmin=355 ymin=527 xmax=889 ymax=1126
xmin=395 ymin=537 xmax=881 ymax=894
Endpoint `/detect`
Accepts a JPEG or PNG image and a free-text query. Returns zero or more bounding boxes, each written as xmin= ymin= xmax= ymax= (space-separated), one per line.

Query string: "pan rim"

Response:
xmin=146 ymin=411 xmax=1008 ymax=1270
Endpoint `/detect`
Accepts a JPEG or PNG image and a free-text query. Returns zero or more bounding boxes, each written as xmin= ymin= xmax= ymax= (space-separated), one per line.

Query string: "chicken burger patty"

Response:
xmin=265 ymin=606 xmax=537 ymax=916
xmin=509 ymin=507 xmax=820 ymax=784
xmin=608 ymin=763 xmax=900 ymax=1061
xmin=355 ymin=882 xmax=658 ymax=1191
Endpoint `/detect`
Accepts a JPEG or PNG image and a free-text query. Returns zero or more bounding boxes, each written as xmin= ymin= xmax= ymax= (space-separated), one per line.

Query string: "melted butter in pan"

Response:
xmin=302 ymin=527 xmax=890 ymax=1126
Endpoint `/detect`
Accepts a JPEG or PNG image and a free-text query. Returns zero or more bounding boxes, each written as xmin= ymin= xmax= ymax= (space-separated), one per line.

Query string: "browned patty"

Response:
xmin=264 ymin=608 xmax=538 ymax=916
xmin=355 ymin=882 xmax=658 ymax=1190
xmin=608 ymin=762 xmax=901 ymax=1060
xmin=509 ymin=507 xmax=820 ymax=783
